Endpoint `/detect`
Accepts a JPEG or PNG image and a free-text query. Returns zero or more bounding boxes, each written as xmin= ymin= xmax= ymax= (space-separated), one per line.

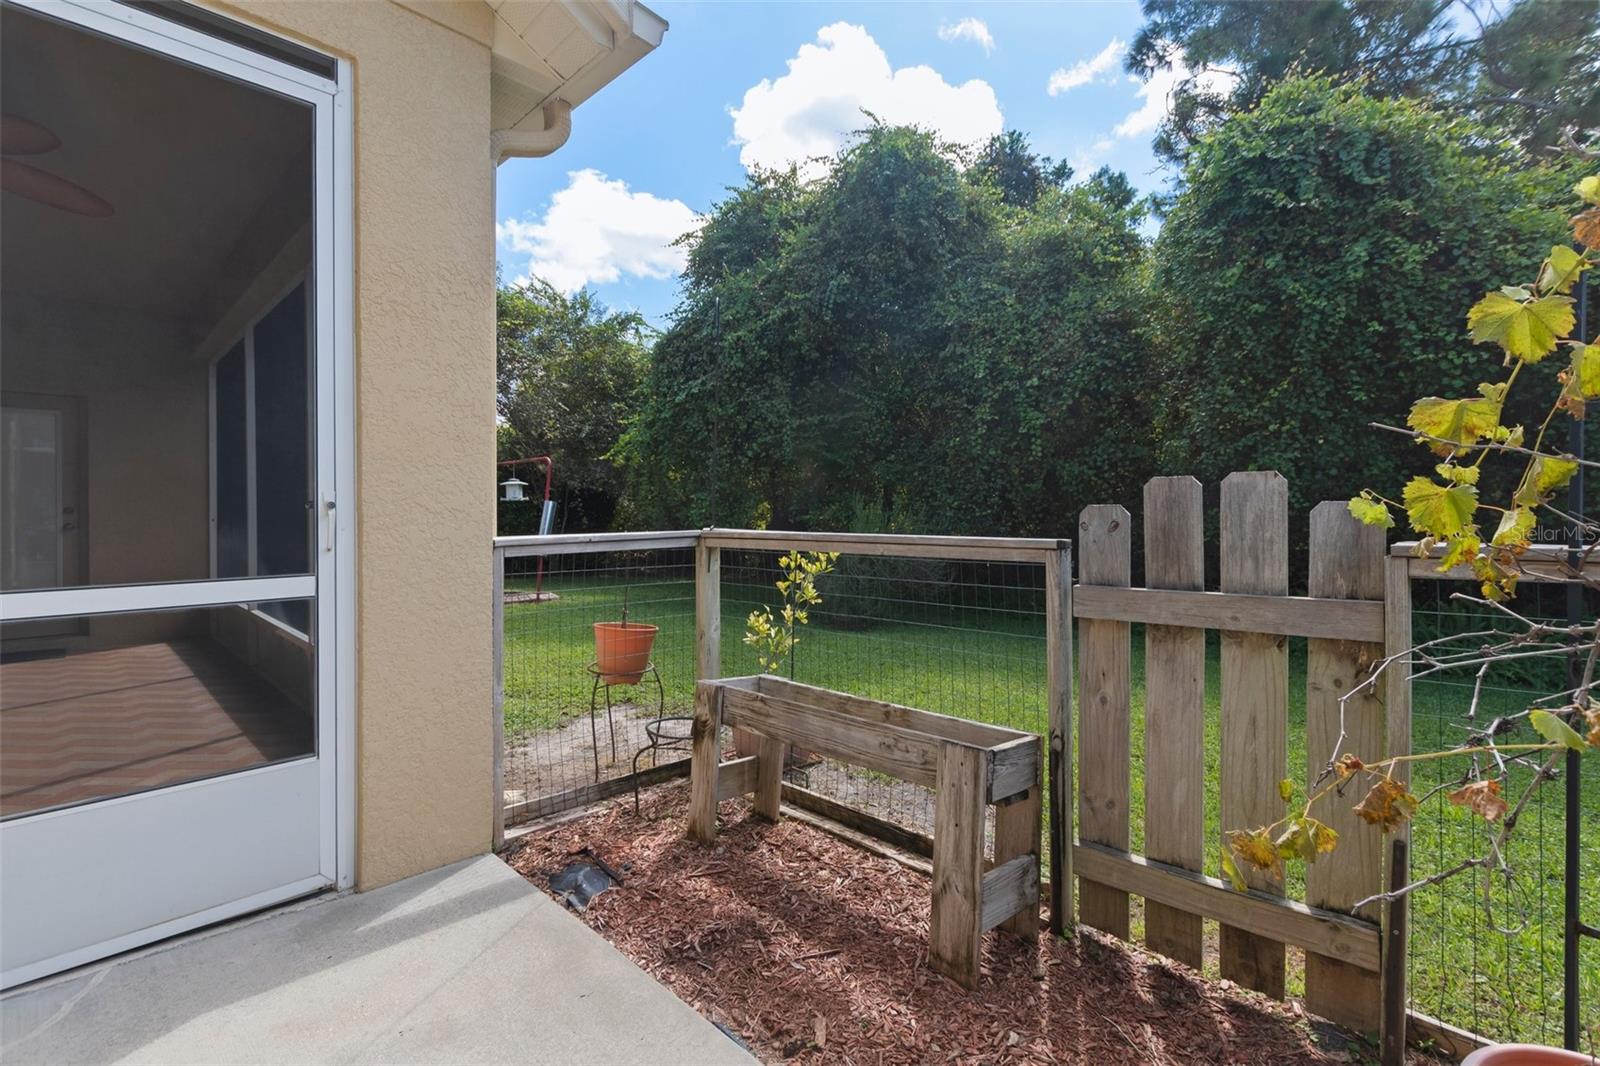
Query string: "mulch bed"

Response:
xmin=503 ymin=784 xmax=1434 ymax=1065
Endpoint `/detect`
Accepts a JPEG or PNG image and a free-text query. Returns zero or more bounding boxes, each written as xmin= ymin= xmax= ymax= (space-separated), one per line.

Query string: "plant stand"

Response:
xmin=687 ymin=675 xmax=1043 ymax=989
xmin=585 ymin=661 xmax=663 ymax=781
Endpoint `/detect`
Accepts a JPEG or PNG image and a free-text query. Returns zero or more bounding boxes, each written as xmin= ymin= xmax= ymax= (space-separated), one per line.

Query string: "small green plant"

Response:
xmin=743 ymin=550 xmax=839 ymax=673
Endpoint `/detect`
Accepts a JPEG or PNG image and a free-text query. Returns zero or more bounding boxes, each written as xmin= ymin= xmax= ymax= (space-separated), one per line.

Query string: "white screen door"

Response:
xmin=0 ymin=0 xmax=351 ymax=989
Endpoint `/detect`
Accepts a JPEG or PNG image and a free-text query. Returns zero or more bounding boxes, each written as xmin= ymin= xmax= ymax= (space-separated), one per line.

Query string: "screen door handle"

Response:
xmin=322 ymin=497 xmax=337 ymax=553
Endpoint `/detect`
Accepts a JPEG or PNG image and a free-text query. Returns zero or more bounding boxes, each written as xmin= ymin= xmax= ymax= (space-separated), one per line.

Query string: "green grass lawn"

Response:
xmin=503 ymin=571 xmax=1598 ymax=1047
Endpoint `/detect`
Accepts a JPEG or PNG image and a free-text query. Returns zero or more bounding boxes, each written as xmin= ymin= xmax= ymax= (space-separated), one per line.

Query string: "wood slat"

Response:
xmin=988 ymin=737 xmax=1041 ymax=805
xmin=719 ymin=688 xmax=943 ymax=788
xmin=1218 ymin=471 xmax=1289 ymax=998
xmin=1045 ymin=546 xmax=1074 ymax=934
xmin=1380 ymin=554 xmax=1414 ymax=1059
xmin=1071 ymin=586 xmax=1383 ymax=642
xmin=753 ymin=675 xmax=1027 ymax=749
xmin=1141 ymin=476 xmax=1205 ymax=969
xmin=1305 ymin=501 xmax=1386 ymax=1032
xmin=716 ymin=755 xmax=759 ymax=801
xmin=993 ymin=777 xmax=1042 ymax=937
xmin=1077 ymin=504 xmax=1131 ymax=938
xmin=930 ymin=743 xmax=986 ymax=988
xmin=495 ymin=531 xmax=700 ymax=556
xmin=981 ymin=854 xmax=1040 ymax=932
xmin=1073 ymin=842 xmax=1379 ymax=972
xmin=700 ymin=529 xmax=1062 ymax=564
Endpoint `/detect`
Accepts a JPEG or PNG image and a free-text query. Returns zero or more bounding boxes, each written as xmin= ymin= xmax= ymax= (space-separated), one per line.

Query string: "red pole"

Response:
xmin=498 ymin=456 xmax=553 ymax=594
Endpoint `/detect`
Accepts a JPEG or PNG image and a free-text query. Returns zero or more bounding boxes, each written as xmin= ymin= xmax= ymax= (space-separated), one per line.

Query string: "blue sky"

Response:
xmin=495 ymin=2 xmax=1194 ymax=328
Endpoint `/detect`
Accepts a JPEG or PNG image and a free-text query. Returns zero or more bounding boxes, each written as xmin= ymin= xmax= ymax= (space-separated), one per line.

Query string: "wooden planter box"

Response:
xmin=687 ymin=675 xmax=1043 ymax=988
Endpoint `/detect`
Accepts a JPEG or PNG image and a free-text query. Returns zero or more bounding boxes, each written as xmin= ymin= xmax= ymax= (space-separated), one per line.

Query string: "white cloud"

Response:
xmin=937 ymin=17 xmax=994 ymax=54
xmin=496 ymin=170 xmax=700 ymax=293
xmin=1046 ymin=38 xmax=1124 ymax=96
xmin=730 ymin=22 xmax=1003 ymax=177
xmin=1113 ymin=59 xmax=1234 ymax=138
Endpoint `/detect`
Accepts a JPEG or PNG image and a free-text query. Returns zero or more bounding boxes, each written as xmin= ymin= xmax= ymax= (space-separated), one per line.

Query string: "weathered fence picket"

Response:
xmin=1076 ymin=504 xmax=1132 ymax=938
xmin=1305 ymin=502 xmax=1386 ymax=1031
xmin=1142 ymin=476 xmax=1206 ymax=968
xmin=1218 ymin=471 xmax=1291 ymax=998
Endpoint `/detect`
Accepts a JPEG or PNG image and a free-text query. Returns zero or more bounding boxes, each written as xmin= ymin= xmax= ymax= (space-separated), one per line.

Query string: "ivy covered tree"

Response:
xmin=1148 ymin=76 xmax=1581 ymax=544
xmin=617 ymin=123 xmax=1149 ymax=536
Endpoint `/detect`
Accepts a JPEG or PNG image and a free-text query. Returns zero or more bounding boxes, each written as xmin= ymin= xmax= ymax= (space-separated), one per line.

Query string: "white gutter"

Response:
xmin=491 ymin=99 xmax=573 ymax=165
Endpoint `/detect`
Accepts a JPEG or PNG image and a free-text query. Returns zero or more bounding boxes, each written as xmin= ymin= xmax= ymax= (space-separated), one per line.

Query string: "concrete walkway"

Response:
xmin=0 ymin=856 xmax=756 ymax=1065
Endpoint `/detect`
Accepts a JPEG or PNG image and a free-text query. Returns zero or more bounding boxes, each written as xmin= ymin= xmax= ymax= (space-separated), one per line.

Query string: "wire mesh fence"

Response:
xmin=495 ymin=531 xmax=1595 ymax=1050
xmin=500 ymin=543 xmax=698 ymax=823
xmin=1403 ymin=575 xmax=1599 ymax=1049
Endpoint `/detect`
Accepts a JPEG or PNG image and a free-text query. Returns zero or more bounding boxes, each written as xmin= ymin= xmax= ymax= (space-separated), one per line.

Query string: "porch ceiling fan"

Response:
xmin=1 ymin=113 xmax=114 ymax=218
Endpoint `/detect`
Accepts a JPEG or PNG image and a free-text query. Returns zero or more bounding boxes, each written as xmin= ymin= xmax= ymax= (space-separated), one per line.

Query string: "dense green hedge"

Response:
xmin=1149 ymin=77 xmax=1579 ymax=529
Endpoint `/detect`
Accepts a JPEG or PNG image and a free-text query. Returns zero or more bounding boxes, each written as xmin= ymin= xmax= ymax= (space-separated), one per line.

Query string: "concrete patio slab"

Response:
xmin=0 ymin=855 xmax=755 ymax=1065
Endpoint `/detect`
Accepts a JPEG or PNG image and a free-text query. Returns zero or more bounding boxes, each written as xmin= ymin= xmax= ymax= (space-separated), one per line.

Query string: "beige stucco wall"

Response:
xmin=214 ymin=0 xmax=497 ymax=889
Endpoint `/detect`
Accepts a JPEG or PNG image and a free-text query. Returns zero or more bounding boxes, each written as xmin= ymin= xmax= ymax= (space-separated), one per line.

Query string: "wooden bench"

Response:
xmin=687 ymin=675 xmax=1043 ymax=988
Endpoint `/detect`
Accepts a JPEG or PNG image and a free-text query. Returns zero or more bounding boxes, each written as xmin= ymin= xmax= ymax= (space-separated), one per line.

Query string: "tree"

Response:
xmin=496 ymin=279 xmax=650 ymax=532
xmin=618 ymin=123 xmax=1150 ymax=537
xmin=1148 ymin=76 xmax=1580 ymax=544
xmin=1128 ymin=0 xmax=1600 ymax=166
xmin=967 ymin=130 xmax=1073 ymax=208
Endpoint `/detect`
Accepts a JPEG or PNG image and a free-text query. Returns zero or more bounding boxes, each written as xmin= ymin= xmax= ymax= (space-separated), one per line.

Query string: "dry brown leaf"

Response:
xmin=1448 ymin=779 xmax=1508 ymax=822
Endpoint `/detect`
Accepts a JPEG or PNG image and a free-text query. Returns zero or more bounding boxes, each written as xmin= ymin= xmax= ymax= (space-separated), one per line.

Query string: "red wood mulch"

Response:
xmin=503 ymin=784 xmax=1425 ymax=1065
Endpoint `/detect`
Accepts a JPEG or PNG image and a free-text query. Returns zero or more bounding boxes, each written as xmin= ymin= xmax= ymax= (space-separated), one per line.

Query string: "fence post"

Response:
xmin=492 ymin=544 xmax=506 ymax=851
xmin=1305 ymin=501 xmax=1385 ymax=1031
xmin=1380 ymin=553 xmax=1413 ymax=1057
xmin=1045 ymin=543 xmax=1074 ymax=934
xmin=696 ymin=536 xmax=721 ymax=682
xmin=1218 ymin=471 xmax=1289 ymax=998
xmin=1142 ymin=476 xmax=1206 ymax=968
xmin=1077 ymin=505 xmax=1131 ymax=939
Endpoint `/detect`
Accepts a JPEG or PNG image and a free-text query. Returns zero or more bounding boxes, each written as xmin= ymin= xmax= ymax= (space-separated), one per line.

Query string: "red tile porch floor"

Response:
xmin=0 ymin=639 xmax=311 ymax=818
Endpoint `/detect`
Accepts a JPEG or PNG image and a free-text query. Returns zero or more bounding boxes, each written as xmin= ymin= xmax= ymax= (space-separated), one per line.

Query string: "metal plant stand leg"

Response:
xmin=588 ymin=672 xmax=603 ymax=781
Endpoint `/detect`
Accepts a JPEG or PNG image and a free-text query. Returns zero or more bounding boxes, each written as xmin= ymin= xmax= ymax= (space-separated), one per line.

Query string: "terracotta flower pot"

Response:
xmin=1462 ymin=1044 xmax=1595 ymax=1065
xmin=593 ymin=622 xmax=658 ymax=685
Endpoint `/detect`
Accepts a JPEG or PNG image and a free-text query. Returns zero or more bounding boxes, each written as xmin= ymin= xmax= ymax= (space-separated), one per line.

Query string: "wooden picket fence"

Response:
xmin=1070 ymin=472 xmax=1401 ymax=1038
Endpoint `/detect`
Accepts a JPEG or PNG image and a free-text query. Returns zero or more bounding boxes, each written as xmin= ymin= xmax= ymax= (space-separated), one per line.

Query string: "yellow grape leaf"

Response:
xmin=1435 ymin=462 xmax=1480 ymax=485
xmin=1561 ymin=344 xmax=1600 ymax=418
xmin=1407 ymin=384 xmax=1505 ymax=454
xmin=1353 ymin=777 xmax=1418 ymax=832
xmin=1348 ymin=495 xmax=1394 ymax=528
xmin=1538 ymin=245 xmax=1588 ymax=295
xmin=1530 ymin=709 xmax=1588 ymax=753
xmin=1437 ymin=532 xmax=1481 ymax=572
xmin=1466 ymin=291 xmax=1575 ymax=362
xmin=1514 ymin=455 xmax=1579 ymax=506
xmin=1491 ymin=507 xmax=1537 ymax=549
xmin=1448 ymin=779 xmax=1508 ymax=822
xmin=1278 ymin=778 xmax=1294 ymax=803
xmin=1578 ymin=175 xmax=1600 ymax=206
xmin=1403 ymin=476 xmax=1477 ymax=537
